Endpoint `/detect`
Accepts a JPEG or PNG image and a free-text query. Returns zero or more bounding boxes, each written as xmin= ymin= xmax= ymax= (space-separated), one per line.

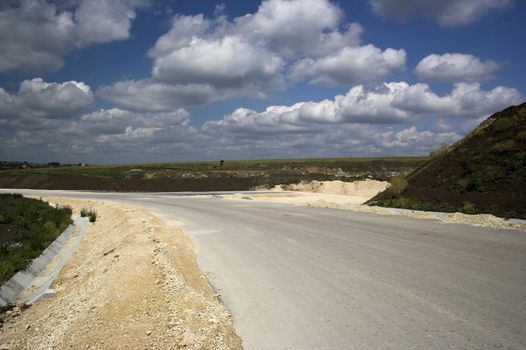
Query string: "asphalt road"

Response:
xmin=3 ymin=189 xmax=526 ymax=349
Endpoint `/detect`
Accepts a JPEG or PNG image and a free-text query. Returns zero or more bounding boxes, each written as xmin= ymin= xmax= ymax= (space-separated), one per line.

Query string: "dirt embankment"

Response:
xmin=369 ymin=102 xmax=526 ymax=219
xmin=0 ymin=198 xmax=241 ymax=350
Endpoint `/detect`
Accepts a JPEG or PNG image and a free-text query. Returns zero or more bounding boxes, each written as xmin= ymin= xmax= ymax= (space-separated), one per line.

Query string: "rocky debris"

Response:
xmin=351 ymin=205 xmax=524 ymax=230
xmin=178 ymin=330 xmax=197 ymax=347
xmin=101 ymin=248 xmax=115 ymax=256
xmin=0 ymin=305 xmax=23 ymax=330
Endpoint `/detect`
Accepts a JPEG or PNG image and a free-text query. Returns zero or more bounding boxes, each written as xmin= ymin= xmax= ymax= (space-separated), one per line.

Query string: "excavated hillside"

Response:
xmin=368 ymin=102 xmax=526 ymax=219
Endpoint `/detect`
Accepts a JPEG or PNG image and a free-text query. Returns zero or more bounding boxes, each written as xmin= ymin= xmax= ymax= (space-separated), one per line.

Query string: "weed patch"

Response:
xmin=388 ymin=175 xmax=408 ymax=197
xmin=80 ymin=208 xmax=97 ymax=223
xmin=88 ymin=210 xmax=97 ymax=223
xmin=0 ymin=194 xmax=72 ymax=284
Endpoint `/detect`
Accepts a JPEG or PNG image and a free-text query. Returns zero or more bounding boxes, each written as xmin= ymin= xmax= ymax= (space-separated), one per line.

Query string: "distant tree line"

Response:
xmin=0 ymin=161 xmax=88 ymax=170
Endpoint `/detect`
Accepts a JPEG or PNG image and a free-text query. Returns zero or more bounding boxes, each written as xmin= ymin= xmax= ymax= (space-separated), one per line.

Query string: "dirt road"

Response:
xmin=0 ymin=198 xmax=241 ymax=350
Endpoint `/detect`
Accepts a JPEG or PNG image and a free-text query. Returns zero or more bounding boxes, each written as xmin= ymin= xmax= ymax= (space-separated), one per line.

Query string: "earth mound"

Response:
xmin=368 ymin=102 xmax=526 ymax=219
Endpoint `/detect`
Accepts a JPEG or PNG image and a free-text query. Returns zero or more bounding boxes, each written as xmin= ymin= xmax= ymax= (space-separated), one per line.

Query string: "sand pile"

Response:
xmin=281 ymin=179 xmax=389 ymax=197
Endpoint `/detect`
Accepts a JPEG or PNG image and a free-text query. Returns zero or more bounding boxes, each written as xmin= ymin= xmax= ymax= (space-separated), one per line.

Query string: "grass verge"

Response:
xmin=0 ymin=193 xmax=72 ymax=284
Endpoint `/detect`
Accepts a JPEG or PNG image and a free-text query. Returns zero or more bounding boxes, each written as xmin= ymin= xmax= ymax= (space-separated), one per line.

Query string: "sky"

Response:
xmin=0 ymin=0 xmax=525 ymax=164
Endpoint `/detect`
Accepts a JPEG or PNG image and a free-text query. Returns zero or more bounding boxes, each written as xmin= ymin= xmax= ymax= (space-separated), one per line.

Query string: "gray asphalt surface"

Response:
xmin=3 ymin=189 xmax=526 ymax=349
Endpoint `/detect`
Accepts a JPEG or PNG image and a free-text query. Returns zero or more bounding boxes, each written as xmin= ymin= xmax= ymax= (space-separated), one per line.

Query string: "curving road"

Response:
xmin=3 ymin=189 xmax=526 ymax=349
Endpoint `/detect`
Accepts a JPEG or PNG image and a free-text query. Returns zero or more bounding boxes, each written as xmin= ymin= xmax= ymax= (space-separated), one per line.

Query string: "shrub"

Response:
xmin=43 ymin=220 xmax=56 ymax=233
xmin=485 ymin=165 xmax=505 ymax=181
xmin=429 ymin=143 xmax=449 ymax=159
xmin=88 ymin=210 xmax=97 ymax=223
xmin=80 ymin=207 xmax=97 ymax=222
xmin=61 ymin=205 xmax=73 ymax=216
xmin=458 ymin=177 xmax=479 ymax=192
xmin=461 ymin=161 xmax=476 ymax=175
xmin=394 ymin=197 xmax=410 ymax=208
xmin=388 ymin=175 xmax=408 ymax=197
xmin=457 ymin=178 xmax=469 ymax=192
xmin=512 ymin=157 xmax=525 ymax=171
xmin=491 ymin=140 xmax=518 ymax=153
xmin=493 ymin=117 xmax=513 ymax=132
xmin=407 ymin=200 xmax=435 ymax=211
xmin=460 ymin=201 xmax=477 ymax=214
xmin=467 ymin=178 xmax=479 ymax=191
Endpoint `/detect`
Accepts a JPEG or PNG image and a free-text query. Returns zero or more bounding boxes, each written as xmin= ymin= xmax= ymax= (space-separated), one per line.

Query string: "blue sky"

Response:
xmin=0 ymin=0 xmax=524 ymax=164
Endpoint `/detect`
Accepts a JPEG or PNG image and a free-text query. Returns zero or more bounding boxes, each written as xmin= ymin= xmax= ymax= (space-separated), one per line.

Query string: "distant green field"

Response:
xmin=0 ymin=156 xmax=427 ymax=192
xmin=1 ymin=156 xmax=427 ymax=176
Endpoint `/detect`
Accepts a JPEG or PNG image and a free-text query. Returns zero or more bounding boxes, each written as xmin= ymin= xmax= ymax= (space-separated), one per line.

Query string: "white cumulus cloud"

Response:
xmin=415 ymin=53 xmax=501 ymax=82
xmin=0 ymin=0 xmax=74 ymax=72
xmin=0 ymin=0 xmax=146 ymax=72
xmin=151 ymin=35 xmax=284 ymax=90
xmin=97 ymin=79 xmax=245 ymax=111
xmin=0 ymin=78 xmax=94 ymax=125
xmin=74 ymin=0 xmax=147 ymax=46
xmin=232 ymin=0 xmax=362 ymax=59
xmin=74 ymin=107 xmax=189 ymax=135
xmin=2 ymin=80 xmax=523 ymax=163
xmin=291 ymin=45 xmax=406 ymax=85
xmin=205 ymin=81 xmax=522 ymax=133
xmin=101 ymin=0 xmax=404 ymax=111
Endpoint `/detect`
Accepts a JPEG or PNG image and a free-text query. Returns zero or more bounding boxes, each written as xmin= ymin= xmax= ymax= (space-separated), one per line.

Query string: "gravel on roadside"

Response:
xmin=0 ymin=197 xmax=242 ymax=350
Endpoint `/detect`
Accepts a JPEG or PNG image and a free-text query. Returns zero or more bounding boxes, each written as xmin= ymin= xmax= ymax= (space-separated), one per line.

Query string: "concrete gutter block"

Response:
xmin=0 ymin=216 xmax=88 ymax=306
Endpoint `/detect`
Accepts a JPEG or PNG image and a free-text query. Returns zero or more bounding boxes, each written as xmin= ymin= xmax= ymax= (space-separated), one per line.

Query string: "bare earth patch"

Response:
xmin=0 ymin=198 xmax=242 ymax=350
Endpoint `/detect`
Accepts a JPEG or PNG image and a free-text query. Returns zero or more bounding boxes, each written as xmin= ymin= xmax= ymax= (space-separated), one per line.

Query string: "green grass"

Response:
xmin=0 ymin=194 xmax=72 ymax=284
xmin=89 ymin=211 xmax=97 ymax=223
xmin=80 ymin=208 xmax=97 ymax=223
xmin=80 ymin=208 xmax=89 ymax=217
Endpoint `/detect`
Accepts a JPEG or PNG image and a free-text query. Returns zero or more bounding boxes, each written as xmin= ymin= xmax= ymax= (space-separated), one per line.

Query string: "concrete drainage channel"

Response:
xmin=0 ymin=215 xmax=89 ymax=307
